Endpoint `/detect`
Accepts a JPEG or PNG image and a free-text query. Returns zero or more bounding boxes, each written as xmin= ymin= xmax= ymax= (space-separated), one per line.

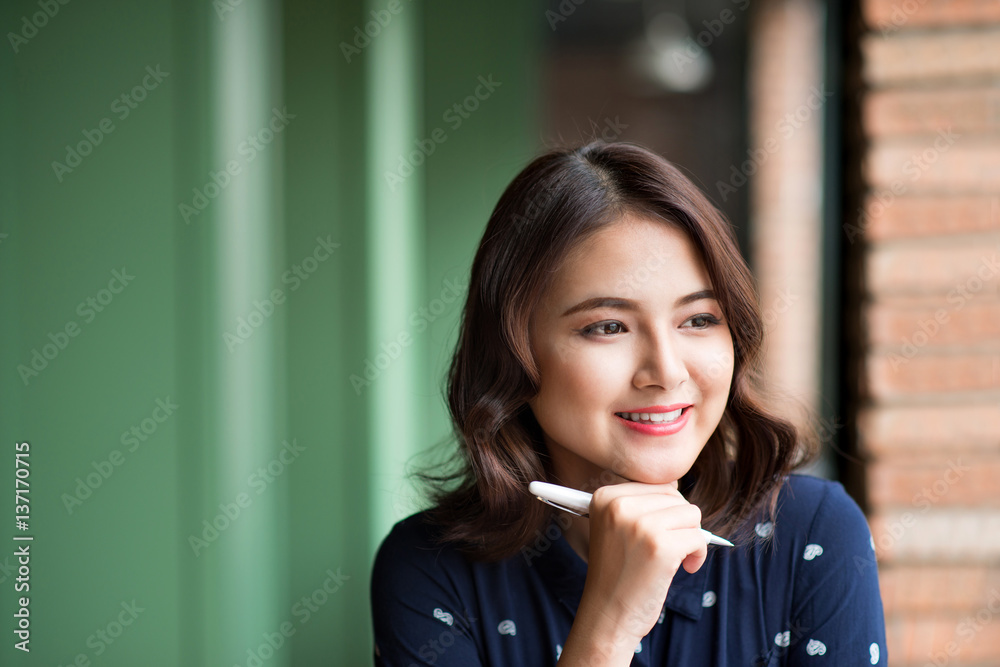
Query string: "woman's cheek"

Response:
xmin=694 ymin=336 xmax=734 ymax=390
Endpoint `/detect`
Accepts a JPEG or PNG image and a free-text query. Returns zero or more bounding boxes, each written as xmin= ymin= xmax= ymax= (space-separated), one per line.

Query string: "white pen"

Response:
xmin=529 ymin=480 xmax=735 ymax=547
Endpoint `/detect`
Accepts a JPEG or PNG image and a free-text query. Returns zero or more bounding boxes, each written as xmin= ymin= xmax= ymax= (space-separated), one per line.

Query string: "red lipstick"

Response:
xmin=616 ymin=404 xmax=691 ymax=413
xmin=614 ymin=404 xmax=692 ymax=435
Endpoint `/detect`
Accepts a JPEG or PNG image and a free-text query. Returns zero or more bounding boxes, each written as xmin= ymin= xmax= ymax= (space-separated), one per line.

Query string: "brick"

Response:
xmin=867 ymin=352 xmax=999 ymax=398
xmin=856 ymin=4 xmax=1000 ymax=660
xmin=864 ymin=0 xmax=1000 ymax=34
xmin=885 ymin=611 xmax=1000 ymax=664
xmin=853 ymin=194 xmax=1000 ymax=242
xmin=862 ymin=28 xmax=1000 ymax=87
xmin=866 ymin=242 xmax=1000 ymax=296
xmin=868 ymin=455 xmax=997 ymax=508
xmin=865 ymin=298 xmax=1000 ymax=347
xmin=870 ymin=509 xmax=1000 ymax=563
xmin=880 ymin=564 xmax=1000 ymax=616
xmin=865 ymin=139 xmax=1000 ymax=194
xmin=858 ymin=404 xmax=1000 ymax=454
xmin=863 ymin=87 xmax=1000 ymax=137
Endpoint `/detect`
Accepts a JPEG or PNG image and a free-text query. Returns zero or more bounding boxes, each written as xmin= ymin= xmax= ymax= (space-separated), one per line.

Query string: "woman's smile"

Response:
xmin=614 ymin=405 xmax=692 ymax=434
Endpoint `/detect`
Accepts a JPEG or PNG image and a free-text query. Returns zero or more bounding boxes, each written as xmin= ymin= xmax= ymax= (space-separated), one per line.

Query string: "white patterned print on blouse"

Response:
xmin=803 ymin=544 xmax=824 ymax=560
xmin=702 ymin=591 xmax=717 ymax=608
xmin=774 ymin=631 xmax=790 ymax=648
xmin=755 ymin=521 xmax=774 ymax=538
xmin=806 ymin=639 xmax=827 ymax=656
xmin=870 ymin=642 xmax=880 ymax=664
xmin=497 ymin=620 xmax=516 ymax=636
xmin=432 ymin=608 xmax=453 ymax=625
xmin=802 ymin=544 xmax=823 ymax=560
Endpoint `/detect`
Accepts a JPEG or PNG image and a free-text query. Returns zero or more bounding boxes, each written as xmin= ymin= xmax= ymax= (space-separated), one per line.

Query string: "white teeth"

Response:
xmin=617 ymin=409 xmax=683 ymax=424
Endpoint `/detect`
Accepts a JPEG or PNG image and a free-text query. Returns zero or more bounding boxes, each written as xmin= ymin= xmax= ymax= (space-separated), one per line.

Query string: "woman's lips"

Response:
xmin=614 ymin=407 xmax=692 ymax=435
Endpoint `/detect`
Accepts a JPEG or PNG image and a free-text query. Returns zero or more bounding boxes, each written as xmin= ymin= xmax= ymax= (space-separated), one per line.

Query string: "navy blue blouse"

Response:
xmin=370 ymin=474 xmax=887 ymax=666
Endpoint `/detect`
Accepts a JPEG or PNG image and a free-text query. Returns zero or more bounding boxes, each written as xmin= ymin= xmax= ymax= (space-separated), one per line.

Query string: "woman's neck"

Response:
xmin=562 ymin=512 xmax=591 ymax=564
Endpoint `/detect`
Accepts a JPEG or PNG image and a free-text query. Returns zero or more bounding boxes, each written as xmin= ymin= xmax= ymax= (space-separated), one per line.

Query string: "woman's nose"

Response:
xmin=633 ymin=330 xmax=689 ymax=391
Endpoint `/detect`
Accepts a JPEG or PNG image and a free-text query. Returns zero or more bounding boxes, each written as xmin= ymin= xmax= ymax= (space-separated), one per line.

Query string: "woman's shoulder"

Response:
xmin=374 ymin=508 xmax=463 ymax=563
xmin=769 ymin=473 xmax=874 ymax=550
xmin=371 ymin=508 xmax=475 ymax=589
xmin=370 ymin=510 xmax=487 ymax=663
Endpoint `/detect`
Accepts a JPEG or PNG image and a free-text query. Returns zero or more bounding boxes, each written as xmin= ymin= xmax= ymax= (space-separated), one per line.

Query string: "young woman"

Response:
xmin=370 ymin=141 xmax=886 ymax=666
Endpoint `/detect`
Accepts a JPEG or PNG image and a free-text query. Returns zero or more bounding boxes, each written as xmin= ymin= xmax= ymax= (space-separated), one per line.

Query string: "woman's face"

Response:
xmin=527 ymin=214 xmax=734 ymax=491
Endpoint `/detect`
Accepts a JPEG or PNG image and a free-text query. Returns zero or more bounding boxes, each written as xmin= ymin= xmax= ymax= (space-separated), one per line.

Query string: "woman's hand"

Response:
xmin=579 ymin=476 xmax=709 ymax=650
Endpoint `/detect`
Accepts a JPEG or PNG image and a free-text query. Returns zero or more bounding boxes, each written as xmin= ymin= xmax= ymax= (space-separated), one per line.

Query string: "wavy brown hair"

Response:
xmin=413 ymin=140 xmax=817 ymax=562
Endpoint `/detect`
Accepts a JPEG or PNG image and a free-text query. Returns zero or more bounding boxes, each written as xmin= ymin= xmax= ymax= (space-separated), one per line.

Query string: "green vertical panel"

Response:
xmin=1 ymin=0 xmax=291 ymax=664
xmin=0 ymin=3 xmax=25 ymax=661
xmin=199 ymin=0 xmax=289 ymax=665
xmin=0 ymin=1 xmax=182 ymax=664
xmin=365 ymin=0 xmax=424 ymax=549
xmin=0 ymin=0 xmax=540 ymax=664
xmin=282 ymin=1 xmax=373 ymax=665
xmin=172 ymin=1 xmax=213 ymax=664
xmin=419 ymin=0 xmax=541 ymax=492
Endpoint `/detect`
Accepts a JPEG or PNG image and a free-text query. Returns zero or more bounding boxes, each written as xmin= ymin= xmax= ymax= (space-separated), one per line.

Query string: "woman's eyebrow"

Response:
xmin=560 ymin=289 xmax=717 ymax=317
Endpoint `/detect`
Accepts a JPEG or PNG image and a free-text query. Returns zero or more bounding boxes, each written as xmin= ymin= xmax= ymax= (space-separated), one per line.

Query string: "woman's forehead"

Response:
xmin=538 ymin=228 xmax=714 ymax=317
xmin=558 ymin=218 xmax=703 ymax=281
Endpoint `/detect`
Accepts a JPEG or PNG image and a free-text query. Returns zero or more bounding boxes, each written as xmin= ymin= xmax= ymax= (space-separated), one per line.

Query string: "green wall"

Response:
xmin=0 ymin=0 xmax=538 ymax=664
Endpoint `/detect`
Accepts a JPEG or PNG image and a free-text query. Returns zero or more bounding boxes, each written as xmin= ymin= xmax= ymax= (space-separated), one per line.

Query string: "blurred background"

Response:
xmin=1 ymin=0 xmax=998 ymax=665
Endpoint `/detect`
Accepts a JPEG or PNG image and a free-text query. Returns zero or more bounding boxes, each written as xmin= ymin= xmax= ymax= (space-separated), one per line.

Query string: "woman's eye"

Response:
xmin=686 ymin=314 xmax=722 ymax=329
xmin=580 ymin=321 xmax=626 ymax=337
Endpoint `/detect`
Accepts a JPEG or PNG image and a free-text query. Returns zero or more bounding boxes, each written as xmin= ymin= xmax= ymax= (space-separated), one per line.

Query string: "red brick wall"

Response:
xmin=855 ymin=1 xmax=1000 ymax=665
